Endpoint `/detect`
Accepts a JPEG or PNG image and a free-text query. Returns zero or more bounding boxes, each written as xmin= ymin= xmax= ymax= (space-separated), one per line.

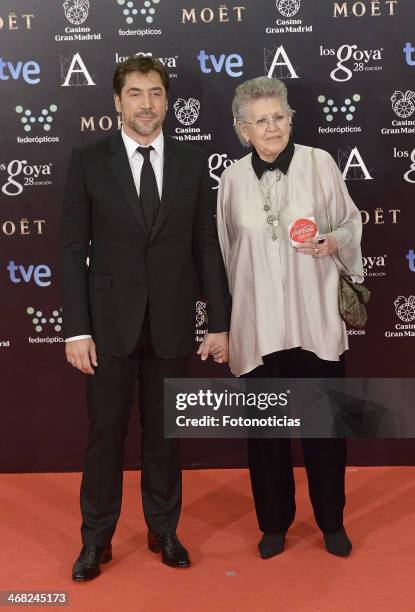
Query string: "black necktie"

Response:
xmin=138 ymin=146 xmax=160 ymax=234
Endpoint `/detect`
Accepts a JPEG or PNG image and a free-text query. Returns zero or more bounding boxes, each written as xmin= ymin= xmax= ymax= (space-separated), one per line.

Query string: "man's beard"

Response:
xmin=125 ymin=113 xmax=162 ymax=136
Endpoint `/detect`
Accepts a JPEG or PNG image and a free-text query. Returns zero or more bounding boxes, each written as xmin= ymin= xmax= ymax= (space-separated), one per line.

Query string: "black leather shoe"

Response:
xmin=148 ymin=532 xmax=190 ymax=567
xmin=72 ymin=544 xmax=112 ymax=581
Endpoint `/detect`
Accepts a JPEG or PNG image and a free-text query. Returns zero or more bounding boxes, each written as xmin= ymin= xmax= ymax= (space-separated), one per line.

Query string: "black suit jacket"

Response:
xmin=60 ymin=131 xmax=231 ymax=358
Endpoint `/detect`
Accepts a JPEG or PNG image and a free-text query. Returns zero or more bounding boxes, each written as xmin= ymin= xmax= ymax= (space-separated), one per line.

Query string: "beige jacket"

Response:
xmin=217 ymin=144 xmax=364 ymax=377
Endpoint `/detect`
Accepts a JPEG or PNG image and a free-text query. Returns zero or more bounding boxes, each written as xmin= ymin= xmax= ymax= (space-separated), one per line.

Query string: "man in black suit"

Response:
xmin=61 ymin=57 xmax=230 ymax=581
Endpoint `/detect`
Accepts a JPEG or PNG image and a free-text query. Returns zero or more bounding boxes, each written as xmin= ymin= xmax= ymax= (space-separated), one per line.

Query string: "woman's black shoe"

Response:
xmin=258 ymin=532 xmax=286 ymax=559
xmin=324 ymin=527 xmax=352 ymax=557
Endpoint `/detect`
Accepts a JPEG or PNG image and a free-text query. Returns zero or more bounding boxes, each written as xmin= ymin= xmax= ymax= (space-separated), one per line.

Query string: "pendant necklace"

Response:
xmin=259 ymin=169 xmax=282 ymax=241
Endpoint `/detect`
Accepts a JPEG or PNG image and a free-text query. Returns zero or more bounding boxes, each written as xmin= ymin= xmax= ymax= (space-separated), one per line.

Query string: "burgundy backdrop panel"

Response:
xmin=1 ymin=0 xmax=414 ymax=472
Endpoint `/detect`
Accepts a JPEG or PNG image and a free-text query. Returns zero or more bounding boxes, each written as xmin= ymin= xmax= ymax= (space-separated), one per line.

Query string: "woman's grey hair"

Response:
xmin=232 ymin=76 xmax=294 ymax=146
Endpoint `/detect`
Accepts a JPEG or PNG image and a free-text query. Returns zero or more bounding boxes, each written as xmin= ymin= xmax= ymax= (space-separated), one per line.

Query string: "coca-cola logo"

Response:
xmin=290 ymin=218 xmax=317 ymax=243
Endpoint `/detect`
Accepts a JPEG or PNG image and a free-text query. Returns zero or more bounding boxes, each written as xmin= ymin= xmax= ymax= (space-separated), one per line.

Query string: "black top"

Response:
xmin=251 ymin=139 xmax=295 ymax=179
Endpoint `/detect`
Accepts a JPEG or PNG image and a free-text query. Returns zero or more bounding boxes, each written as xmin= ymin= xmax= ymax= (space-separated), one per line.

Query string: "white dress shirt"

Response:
xmin=66 ymin=128 xmax=165 ymax=343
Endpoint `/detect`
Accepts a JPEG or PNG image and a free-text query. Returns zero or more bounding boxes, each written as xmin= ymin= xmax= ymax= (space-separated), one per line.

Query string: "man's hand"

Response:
xmin=197 ymin=332 xmax=229 ymax=364
xmin=65 ymin=338 xmax=98 ymax=375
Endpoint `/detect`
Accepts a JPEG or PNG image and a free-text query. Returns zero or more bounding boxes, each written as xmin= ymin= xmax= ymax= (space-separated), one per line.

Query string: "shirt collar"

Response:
xmin=251 ymin=139 xmax=295 ymax=180
xmin=121 ymin=127 xmax=164 ymax=161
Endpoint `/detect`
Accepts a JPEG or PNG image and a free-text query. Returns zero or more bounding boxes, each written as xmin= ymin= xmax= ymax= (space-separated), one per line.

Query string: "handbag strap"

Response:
xmin=311 ymin=148 xmax=332 ymax=233
xmin=311 ymin=148 xmax=352 ymax=279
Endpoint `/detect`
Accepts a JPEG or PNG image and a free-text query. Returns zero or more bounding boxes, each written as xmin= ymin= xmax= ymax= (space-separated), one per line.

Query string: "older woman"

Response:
xmin=216 ymin=77 xmax=364 ymax=559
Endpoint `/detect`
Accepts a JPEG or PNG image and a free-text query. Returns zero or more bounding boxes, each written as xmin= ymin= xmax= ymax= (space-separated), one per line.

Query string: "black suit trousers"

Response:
xmin=245 ymin=348 xmax=346 ymax=534
xmin=80 ymin=312 xmax=189 ymax=545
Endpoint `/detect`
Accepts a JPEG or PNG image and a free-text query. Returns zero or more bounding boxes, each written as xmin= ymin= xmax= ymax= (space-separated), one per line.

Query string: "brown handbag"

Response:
xmin=311 ymin=149 xmax=370 ymax=329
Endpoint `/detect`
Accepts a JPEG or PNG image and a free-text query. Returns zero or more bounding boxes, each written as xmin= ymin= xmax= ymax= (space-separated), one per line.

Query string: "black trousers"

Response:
xmin=80 ymin=312 xmax=189 ymax=545
xmin=245 ymin=348 xmax=346 ymax=534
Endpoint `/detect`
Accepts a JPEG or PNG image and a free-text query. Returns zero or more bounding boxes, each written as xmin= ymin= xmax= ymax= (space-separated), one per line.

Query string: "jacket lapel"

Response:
xmin=106 ymin=132 xmax=149 ymax=237
xmin=151 ymin=136 xmax=180 ymax=240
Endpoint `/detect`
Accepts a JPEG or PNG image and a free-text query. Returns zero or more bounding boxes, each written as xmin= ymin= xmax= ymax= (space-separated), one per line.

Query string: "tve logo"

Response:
xmin=407 ymin=250 xmax=415 ymax=272
xmin=197 ymin=50 xmax=243 ymax=77
xmin=403 ymin=43 xmax=415 ymax=66
xmin=7 ymin=261 xmax=51 ymax=287
xmin=0 ymin=57 xmax=40 ymax=84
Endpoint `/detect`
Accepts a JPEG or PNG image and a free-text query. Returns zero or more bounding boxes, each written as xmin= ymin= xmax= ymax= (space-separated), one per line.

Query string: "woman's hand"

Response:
xmin=295 ymin=234 xmax=338 ymax=258
xmin=197 ymin=332 xmax=229 ymax=364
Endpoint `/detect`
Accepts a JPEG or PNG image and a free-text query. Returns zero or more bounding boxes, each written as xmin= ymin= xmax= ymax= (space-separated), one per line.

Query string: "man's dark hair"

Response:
xmin=113 ymin=56 xmax=170 ymax=97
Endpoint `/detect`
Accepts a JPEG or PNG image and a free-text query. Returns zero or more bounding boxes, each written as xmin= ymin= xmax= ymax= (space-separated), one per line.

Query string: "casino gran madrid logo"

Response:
xmin=337 ymin=147 xmax=373 ymax=181
xmin=0 ymin=160 xmax=53 ymax=197
xmin=26 ymin=306 xmax=65 ymax=344
xmin=195 ymin=300 xmax=207 ymax=343
xmin=174 ymin=97 xmax=200 ymax=125
xmin=264 ymin=45 xmax=299 ymax=79
xmin=115 ymin=51 xmax=178 ymax=79
xmin=332 ymin=1 xmax=398 ymax=17
xmin=266 ymin=0 xmax=312 ymax=34
xmin=209 ymin=153 xmax=238 ymax=189
xmin=384 ymin=296 xmax=415 ymax=339
xmin=391 ymin=90 xmax=415 ymax=118
xmin=320 ymin=44 xmax=383 ymax=82
xmin=317 ymin=94 xmax=362 ymax=135
xmin=173 ymin=98 xmax=211 ymax=142
xmin=63 ymin=0 xmax=89 ymax=24
xmin=362 ymin=254 xmax=387 ymax=278
xmin=60 ymin=52 xmax=96 ymax=86
xmin=277 ymin=0 xmax=300 ymax=17
xmin=116 ymin=0 xmax=162 ymax=36
xmin=57 ymin=0 xmax=102 ymax=41
xmin=381 ymin=91 xmax=415 ymax=135
xmin=394 ymin=296 xmax=415 ymax=322
xmin=393 ymin=147 xmax=415 ymax=183
xmin=384 ymin=296 xmax=415 ymax=338
xmin=14 ymin=104 xmax=59 ymax=144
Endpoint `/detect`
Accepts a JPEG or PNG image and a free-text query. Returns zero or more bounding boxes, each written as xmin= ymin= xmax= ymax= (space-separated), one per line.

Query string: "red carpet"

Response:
xmin=0 ymin=468 xmax=414 ymax=611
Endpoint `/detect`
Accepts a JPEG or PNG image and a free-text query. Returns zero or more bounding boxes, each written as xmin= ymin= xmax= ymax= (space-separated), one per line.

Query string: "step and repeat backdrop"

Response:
xmin=1 ymin=0 xmax=415 ymax=471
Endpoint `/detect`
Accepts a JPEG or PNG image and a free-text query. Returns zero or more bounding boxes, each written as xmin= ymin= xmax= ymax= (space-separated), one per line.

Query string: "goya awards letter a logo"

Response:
xmin=264 ymin=45 xmax=299 ymax=79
